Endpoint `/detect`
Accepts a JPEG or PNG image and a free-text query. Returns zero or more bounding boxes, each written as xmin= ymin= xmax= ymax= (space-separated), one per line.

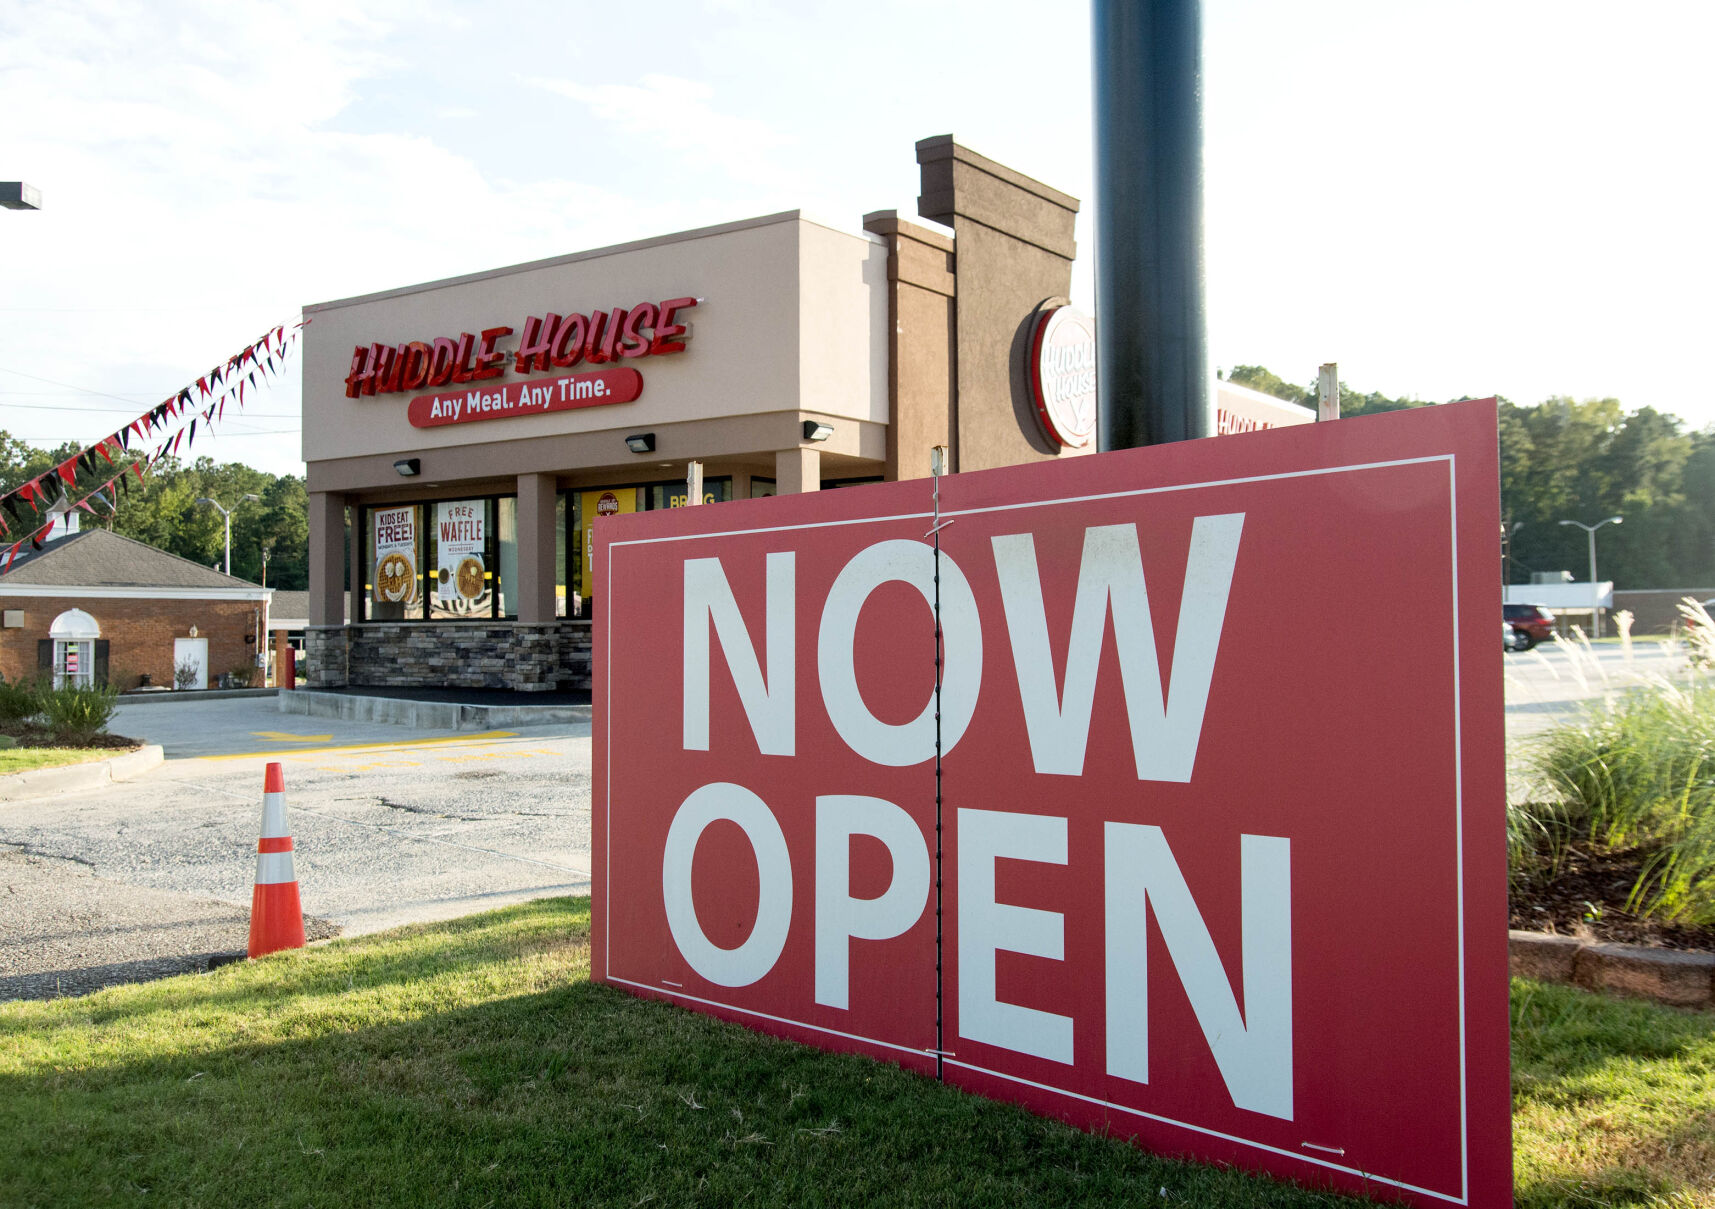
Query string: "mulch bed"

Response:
xmin=0 ymin=722 xmax=142 ymax=752
xmin=1510 ymin=841 xmax=1715 ymax=952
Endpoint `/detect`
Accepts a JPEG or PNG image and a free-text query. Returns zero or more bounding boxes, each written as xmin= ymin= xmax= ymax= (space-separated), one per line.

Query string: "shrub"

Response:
xmin=39 ymin=681 xmax=120 ymax=745
xmin=0 ymin=675 xmax=43 ymax=724
xmin=173 ymin=659 xmax=199 ymax=691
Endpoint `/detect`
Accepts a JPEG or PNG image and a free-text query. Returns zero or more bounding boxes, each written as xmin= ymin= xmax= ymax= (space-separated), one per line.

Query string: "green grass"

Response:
xmin=0 ymin=745 xmax=123 ymax=776
xmin=3 ymin=901 xmax=1714 ymax=1207
xmin=1513 ymin=978 xmax=1715 ymax=1207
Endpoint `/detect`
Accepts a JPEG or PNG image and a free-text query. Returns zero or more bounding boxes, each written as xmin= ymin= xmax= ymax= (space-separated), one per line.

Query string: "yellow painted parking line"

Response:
xmin=196 ymin=730 xmax=521 ymax=761
xmin=250 ymin=730 xmax=336 ymax=742
xmin=436 ymin=747 xmax=559 ymax=763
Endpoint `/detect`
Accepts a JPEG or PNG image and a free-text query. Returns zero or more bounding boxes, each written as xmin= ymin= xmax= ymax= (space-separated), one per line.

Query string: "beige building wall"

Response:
xmin=302 ymin=212 xmax=887 ymax=471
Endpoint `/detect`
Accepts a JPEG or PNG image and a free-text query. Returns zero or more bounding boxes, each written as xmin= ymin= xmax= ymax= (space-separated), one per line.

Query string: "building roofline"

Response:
xmin=304 ymin=210 xmax=838 ymax=314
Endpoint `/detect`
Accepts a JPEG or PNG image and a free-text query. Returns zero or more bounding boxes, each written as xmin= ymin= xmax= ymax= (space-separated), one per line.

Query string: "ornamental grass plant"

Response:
xmin=1516 ymin=602 xmax=1715 ymax=925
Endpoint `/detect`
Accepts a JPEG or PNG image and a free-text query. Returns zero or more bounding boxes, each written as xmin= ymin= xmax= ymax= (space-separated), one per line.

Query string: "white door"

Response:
xmin=173 ymin=637 xmax=209 ymax=690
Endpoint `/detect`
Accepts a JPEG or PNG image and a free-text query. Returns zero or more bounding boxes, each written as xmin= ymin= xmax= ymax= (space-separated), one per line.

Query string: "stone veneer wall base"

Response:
xmin=305 ymin=620 xmax=591 ymax=692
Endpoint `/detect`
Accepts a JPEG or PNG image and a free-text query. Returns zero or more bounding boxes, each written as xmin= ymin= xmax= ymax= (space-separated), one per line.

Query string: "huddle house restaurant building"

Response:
xmin=301 ymin=136 xmax=1301 ymax=693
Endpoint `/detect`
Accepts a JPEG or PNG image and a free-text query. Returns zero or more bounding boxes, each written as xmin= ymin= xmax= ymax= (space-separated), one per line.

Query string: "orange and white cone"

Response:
xmin=248 ymin=761 xmax=307 ymax=959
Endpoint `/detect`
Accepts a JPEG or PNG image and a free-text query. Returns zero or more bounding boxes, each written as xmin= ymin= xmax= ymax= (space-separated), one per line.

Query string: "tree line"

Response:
xmin=1225 ymin=367 xmax=1715 ymax=590
xmin=0 ymin=434 xmax=308 ymax=590
xmin=8 ymin=370 xmax=1713 ymax=594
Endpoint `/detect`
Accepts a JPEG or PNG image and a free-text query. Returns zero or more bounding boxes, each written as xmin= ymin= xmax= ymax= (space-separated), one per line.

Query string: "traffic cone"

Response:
xmin=248 ymin=761 xmax=307 ymax=959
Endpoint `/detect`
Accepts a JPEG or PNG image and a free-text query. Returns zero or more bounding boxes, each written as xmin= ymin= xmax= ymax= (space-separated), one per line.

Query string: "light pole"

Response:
xmin=197 ymin=494 xmax=260 ymax=576
xmin=1559 ymin=515 xmax=1622 ymax=638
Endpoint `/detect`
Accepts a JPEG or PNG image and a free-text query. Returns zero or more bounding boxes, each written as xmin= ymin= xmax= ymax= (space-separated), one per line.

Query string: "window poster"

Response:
xmin=435 ymin=500 xmax=487 ymax=604
xmin=579 ymin=489 xmax=637 ymax=600
xmin=372 ymin=506 xmax=418 ymax=607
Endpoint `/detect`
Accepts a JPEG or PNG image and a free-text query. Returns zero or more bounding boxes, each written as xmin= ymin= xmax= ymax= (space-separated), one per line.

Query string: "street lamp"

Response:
xmin=197 ymin=494 xmax=260 ymax=576
xmin=1558 ymin=515 xmax=1622 ymax=638
xmin=1502 ymin=520 xmax=1523 ymax=593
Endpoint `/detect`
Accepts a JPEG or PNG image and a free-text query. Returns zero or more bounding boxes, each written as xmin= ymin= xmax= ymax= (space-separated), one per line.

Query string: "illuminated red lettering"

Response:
xmin=369 ymin=344 xmax=403 ymax=394
xmin=583 ymin=310 xmax=612 ymax=365
xmin=428 ymin=337 xmax=459 ymax=387
xmin=344 ymin=346 xmax=370 ymax=398
xmin=449 ymin=333 xmax=478 ymax=384
xmin=651 ymin=297 xmax=697 ymax=355
xmin=351 ymin=294 xmax=695 ymax=398
xmin=516 ymin=314 xmax=558 ymax=374
xmin=400 ymin=342 xmax=432 ymax=390
xmin=598 ymin=307 xmax=628 ymax=362
xmin=552 ymin=314 xmax=588 ymax=367
xmin=619 ymin=303 xmax=656 ymax=357
xmin=474 ymin=326 xmax=511 ymax=380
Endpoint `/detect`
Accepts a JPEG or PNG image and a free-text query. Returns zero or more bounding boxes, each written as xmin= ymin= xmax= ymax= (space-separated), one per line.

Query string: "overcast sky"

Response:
xmin=4 ymin=0 xmax=1712 ymax=478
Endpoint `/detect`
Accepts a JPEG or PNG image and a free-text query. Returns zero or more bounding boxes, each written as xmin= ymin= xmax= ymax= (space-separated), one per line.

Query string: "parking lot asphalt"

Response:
xmin=1503 ymin=637 xmax=1687 ymax=737
xmin=2 ymin=699 xmax=591 ymax=999
xmin=110 ymin=694 xmax=507 ymax=759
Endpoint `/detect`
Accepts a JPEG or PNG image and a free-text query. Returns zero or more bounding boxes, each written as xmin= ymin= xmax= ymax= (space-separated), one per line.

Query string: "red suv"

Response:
xmin=1504 ymin=603 xmax=1556 ymax=651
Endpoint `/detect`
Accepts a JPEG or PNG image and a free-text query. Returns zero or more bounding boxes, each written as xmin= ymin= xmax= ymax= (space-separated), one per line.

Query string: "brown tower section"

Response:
xmin=863 ymin=211 xmax=956 ymax=483
xmin=915 ymin=136 xmax=1084 ymax=472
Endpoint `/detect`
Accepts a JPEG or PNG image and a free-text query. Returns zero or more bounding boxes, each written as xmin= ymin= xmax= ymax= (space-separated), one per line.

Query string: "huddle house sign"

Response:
xmin=342 ymin=296 xmax=696 ymax=429
xmin=594 ymin=400 xmax=1511 ymax=1207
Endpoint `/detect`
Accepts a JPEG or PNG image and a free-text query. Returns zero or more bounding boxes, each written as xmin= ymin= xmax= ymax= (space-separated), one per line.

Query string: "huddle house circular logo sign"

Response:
xmin=1028 ymin=305 xmax=1096 ymax=449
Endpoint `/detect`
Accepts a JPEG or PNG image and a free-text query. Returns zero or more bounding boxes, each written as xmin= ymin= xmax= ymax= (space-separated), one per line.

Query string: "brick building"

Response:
xmin=0 ymin=527 xmax=272 ymax=690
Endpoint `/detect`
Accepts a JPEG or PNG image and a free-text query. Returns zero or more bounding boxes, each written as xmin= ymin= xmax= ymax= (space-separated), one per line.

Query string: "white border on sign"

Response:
xmin=602 ymin=452 xmax=1470 ymax=1206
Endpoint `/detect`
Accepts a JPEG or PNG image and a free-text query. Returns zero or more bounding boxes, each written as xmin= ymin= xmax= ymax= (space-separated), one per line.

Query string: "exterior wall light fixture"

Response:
xmin=394 ymin=458 xmax=421 ymax=477
xmin=625 ymin=433 xmax=656 ymax=454
xmin=803 ymin=421 xmax=833 ymax=442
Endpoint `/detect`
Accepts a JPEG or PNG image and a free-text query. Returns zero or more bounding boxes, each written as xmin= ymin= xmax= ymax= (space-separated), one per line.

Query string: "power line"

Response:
xmin=0 ymin=362 xmax=296 ymax=410
xmin=0 ymin=399 xmax=301 ymax=416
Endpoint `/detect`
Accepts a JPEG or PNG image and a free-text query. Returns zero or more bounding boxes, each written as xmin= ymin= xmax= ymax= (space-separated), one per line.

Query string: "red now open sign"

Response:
xmin=593 ymin=400 xmax=1509 ymax=1207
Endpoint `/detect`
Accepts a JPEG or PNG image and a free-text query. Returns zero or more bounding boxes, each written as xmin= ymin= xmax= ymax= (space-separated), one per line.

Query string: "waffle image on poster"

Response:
xmin=456 ymin=556 xmax=485 ymax=600
xmin=376 ymin=554 xmax=414 ymax=602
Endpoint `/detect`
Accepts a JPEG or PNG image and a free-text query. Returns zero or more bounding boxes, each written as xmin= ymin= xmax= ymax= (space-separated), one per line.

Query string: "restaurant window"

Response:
xmin=555 ymin=494 xmax=569 ymax=618
xmin=427 ymin=500 xmax=492 ymax=620
xmin=497 ymin=497 xmax=519 ymax=619
xmin=368 ymin=503 xmax=423 ymax=621
xmin=644 ymin=477 xmax=731 ymax=510
xmin=571 ymin=487 xmax=640 ymax=619
xmin=364 ymin=495 xmax=515 ymax=622
xmin=750 ymin=478 xmax=777 ymax=499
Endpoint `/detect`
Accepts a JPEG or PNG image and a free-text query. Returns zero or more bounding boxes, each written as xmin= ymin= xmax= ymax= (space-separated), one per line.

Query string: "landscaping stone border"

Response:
xmin=1510 ymin=928 xmax=1715 ymax=1009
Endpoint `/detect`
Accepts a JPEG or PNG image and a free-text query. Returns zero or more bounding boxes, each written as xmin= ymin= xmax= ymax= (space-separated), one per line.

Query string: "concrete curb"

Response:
xmin=0 ymin=744 xmax=165 ymax=802
xmin=1510 ymin=928 xmax=1715 ymax=1010
xmin=278 ymin=689 xmax=591 ymax=731
xmin=118 ymin=688 xmax=279 ymax=705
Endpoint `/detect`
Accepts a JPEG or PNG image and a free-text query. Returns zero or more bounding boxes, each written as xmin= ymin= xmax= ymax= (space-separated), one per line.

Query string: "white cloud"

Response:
xmin=526 ymin=73 xmax=795 ymax=176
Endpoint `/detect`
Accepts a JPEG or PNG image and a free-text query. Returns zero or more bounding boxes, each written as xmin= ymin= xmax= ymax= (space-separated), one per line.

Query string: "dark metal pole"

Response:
xmin=1094 ymin=0 xmax=1209 ymax=449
